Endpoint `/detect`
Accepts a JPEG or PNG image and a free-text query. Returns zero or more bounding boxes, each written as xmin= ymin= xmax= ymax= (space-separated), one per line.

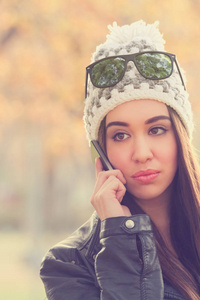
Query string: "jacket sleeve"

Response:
xmin=95 ymin=214 xmax=164 ymax=300
xmin=40 ymin=247 xmax=100 ymax=300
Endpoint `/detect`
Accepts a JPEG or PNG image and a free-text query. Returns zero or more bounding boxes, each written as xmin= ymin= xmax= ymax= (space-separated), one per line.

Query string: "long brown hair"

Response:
xmin=98 ymin=107 xmax=200 ymax=299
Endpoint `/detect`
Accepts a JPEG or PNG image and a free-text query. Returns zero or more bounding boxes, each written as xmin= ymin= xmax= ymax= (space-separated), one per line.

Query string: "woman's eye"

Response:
xmin=149 ymin=127 xmax=167 ymax=135
xmin=113 ymin=132 xmax=129 ymax=141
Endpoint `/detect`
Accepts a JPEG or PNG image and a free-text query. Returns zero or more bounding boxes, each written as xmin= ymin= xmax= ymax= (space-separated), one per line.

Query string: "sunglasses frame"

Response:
xmin=85 ymin=51 xmax=186 ymax=98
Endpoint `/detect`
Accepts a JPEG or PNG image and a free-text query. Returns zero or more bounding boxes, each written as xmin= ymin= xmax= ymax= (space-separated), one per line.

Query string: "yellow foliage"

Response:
xmin=0 ymin=0 xmax=200 ymax=160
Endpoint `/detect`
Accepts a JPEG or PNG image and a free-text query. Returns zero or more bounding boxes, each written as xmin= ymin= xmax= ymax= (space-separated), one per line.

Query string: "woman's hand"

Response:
xmin=90 ymin=158 xmax=131 ymax=220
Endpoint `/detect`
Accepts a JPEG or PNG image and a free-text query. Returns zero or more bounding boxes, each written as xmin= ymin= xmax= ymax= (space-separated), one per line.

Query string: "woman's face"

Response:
xmin=106 ymin=99 xmax=178 ymax=202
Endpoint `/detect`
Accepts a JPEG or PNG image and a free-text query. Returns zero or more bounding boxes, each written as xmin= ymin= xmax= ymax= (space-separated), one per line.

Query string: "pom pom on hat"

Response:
xmin=105 ymin=21 xmax=165 ymax=49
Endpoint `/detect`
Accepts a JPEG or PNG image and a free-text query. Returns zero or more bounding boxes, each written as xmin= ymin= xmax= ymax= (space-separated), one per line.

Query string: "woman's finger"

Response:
xmin=90 ymin=168 xmax=129 ymax=220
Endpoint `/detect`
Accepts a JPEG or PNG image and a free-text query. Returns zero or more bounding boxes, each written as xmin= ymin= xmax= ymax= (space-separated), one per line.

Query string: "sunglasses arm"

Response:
xmin=175 ymin=60 xmax=186 ymax=91
xmin=85 ymin=70 xmax=89 ymax=98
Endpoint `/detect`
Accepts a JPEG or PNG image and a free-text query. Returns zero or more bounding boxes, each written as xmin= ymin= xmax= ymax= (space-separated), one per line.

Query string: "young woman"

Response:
xmin=40 ymin=21 xmax=200 ymax=300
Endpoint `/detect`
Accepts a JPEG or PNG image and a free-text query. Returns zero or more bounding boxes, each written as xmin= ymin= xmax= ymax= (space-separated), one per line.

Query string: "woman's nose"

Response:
xmin=131 ymin=137 xmax=153 ymax=163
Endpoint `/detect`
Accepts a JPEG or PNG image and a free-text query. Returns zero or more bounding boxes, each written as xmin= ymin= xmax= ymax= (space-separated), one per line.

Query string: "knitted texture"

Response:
xmin=83 ymin=21 xmax=193 ymax=141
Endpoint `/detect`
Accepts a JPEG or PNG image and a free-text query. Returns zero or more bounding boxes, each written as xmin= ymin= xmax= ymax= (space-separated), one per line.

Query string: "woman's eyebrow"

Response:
xmin=106 ymin=121 xmax=129 ymax=129
xmin=106 ymin=116 xmax=171 ymax=129
xmin=145 ymin=115 xmax=171 ymax=124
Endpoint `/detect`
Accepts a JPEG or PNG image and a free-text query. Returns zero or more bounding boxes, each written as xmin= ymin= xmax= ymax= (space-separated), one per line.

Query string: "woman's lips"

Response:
xmin=131 ymin=169 xmax=160 ymax=183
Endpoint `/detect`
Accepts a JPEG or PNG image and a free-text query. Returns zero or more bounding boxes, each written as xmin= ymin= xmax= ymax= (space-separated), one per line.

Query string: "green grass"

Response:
xmin=0 ymin=231 xmax=53 ymax=300
xmin=0 ymin=288 xmax=46 ymax=300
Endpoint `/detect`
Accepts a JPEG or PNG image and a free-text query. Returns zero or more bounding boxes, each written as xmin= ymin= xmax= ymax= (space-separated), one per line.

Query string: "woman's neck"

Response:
xmin=135 ymin=189 xmax=171 ymax=226
xmin=133 ymin=187 xmax=178 ymax=255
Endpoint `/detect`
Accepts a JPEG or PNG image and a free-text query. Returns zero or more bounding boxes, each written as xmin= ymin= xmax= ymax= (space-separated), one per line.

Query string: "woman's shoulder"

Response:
xmin=42 ymin=211 xmax=100 ymax=263
xmin=40 ymin=212 xmax=101 ymax=299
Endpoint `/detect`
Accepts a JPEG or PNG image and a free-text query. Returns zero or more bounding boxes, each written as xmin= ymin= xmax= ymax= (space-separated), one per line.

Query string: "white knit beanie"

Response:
xmin=83 ymin=21 xmax=193 ymax=141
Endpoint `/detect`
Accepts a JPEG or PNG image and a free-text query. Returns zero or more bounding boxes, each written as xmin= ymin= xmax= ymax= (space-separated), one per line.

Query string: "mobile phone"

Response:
xmin=90 ymin=140 xmax=113 ymax=171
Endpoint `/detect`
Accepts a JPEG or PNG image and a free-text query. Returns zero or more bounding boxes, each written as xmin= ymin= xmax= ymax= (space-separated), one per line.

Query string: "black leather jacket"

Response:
xmin=40 ymin=212 xmax=186 ymax=300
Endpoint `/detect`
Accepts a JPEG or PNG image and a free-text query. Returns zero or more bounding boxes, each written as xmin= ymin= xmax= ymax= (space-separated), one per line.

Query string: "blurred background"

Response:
xmin=1 ymin=0 xmax=200 ymax=299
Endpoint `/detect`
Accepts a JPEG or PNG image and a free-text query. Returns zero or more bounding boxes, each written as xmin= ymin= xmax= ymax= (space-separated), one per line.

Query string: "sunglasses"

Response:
xmin=85 ymin=51 xmax=186 ymax=98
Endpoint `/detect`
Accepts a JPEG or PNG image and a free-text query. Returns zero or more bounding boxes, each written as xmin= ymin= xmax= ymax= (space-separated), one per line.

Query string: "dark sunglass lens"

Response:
xmin=135 ymin=53 xmax=172 ymax=79
xmin=91 ymin=57 xmax=126 ymax=88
